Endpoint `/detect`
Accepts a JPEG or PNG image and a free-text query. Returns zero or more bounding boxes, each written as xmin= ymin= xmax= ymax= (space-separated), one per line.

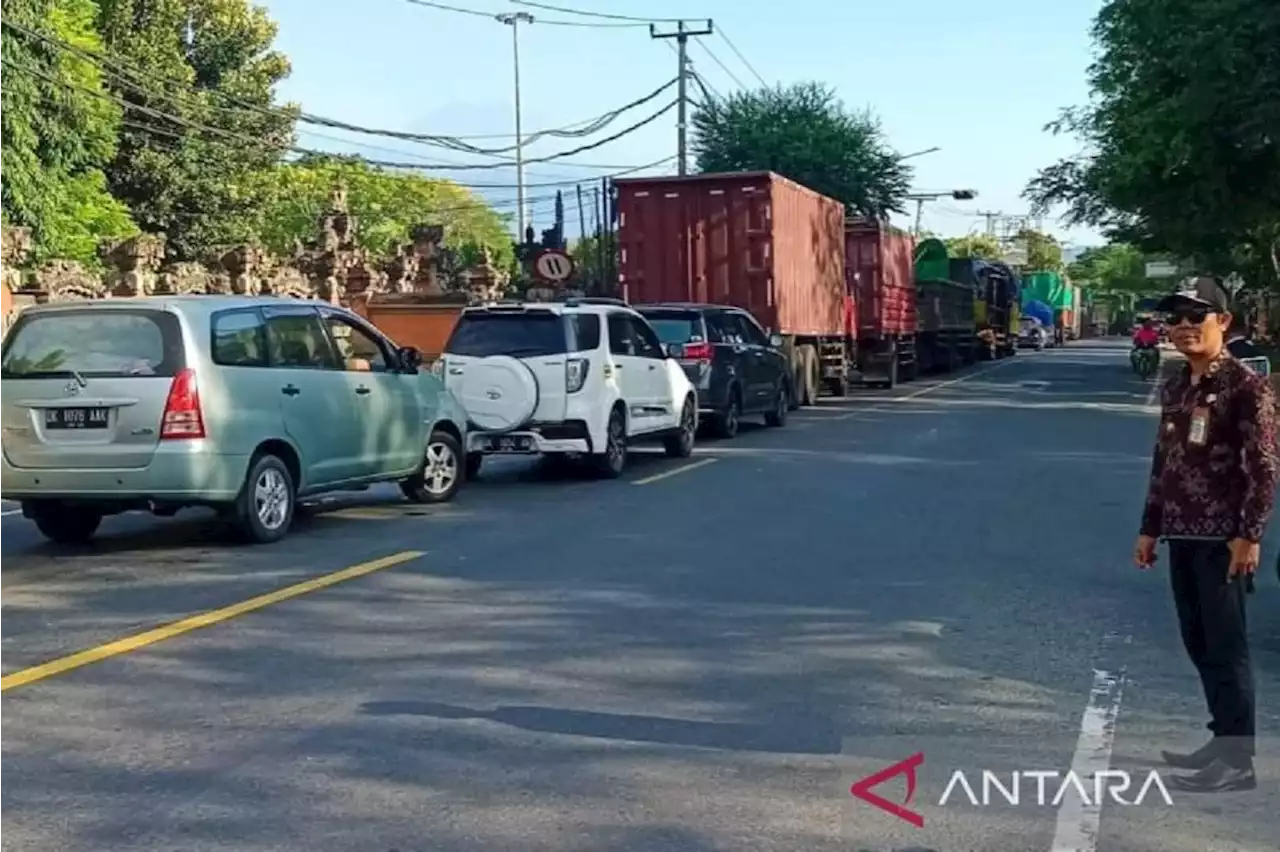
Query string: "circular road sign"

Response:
xmin=533 ymin=249 xmax=575 ymax=283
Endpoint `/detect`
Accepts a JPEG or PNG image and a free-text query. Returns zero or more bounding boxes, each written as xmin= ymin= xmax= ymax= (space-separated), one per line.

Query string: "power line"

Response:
xmin=693 ymin=37 xmax=745 ymax=90
xmin=2 ymin=55 xmax=678 ymax=171
xmin=404 ymin=0 xmax=645 ymax=27
xmin=1 ymin=18 xmax=673 ymax=157
xmin=715 ymin=27 xmax=766 ymax=87
xmin=509 ymin=1 xmax=684 ymax=22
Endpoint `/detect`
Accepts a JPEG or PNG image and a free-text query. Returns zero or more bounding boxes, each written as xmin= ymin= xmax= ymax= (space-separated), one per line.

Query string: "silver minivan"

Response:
xmin=1 ymin=297 xmax=468 ymax=544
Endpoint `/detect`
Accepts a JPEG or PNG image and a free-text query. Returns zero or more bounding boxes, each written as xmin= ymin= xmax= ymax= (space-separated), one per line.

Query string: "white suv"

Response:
xmin=436 ymin=298 xmax=698 ymax=478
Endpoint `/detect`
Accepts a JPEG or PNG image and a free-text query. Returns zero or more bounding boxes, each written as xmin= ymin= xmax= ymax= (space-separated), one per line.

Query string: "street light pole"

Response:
xmin=904 ymin=188 xmax=977 ymax=237
xmin=497 ymin=11 xmax=534 ymax=239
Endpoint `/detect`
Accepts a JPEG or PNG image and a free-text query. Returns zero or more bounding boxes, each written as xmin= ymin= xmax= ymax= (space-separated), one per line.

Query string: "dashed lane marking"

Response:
xmin=0 ymin=550 xmax=424 ymax=693
xmin=631 ymin=457 xmax=719 ymax=485
xmin=1049 ymin=667 xmax=1126 ymax=852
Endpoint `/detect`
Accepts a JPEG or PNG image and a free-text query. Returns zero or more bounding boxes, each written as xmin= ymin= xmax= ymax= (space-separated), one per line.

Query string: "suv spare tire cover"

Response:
xmin=458 ymin=356 xmax=539 ymax=432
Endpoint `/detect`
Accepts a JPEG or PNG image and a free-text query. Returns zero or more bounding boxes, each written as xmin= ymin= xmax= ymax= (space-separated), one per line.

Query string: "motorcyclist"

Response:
xmin=1132 ymin=318 xmax=1160 ymax=349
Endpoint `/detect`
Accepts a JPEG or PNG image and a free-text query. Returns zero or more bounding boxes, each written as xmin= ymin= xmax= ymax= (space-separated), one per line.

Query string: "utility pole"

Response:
xmin=650 ymin=19 xmax=714 ymax=176
xmin=497 ymin=11 xmax=534 ymax=238
xmin=975 ymin=210 xmax=1002 ymax=237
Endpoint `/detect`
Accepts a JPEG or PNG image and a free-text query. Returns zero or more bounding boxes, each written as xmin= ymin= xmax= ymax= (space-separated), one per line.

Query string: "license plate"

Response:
xmin=45 ymin=407 xmax=110 ymax=430
xmin=486 ymin=435 xmax=534 ymax=453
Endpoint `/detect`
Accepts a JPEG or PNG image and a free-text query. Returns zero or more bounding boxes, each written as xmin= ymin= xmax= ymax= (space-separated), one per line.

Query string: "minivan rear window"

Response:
xmin=640 ymin=312 xmax=705 ymax=345
xmin=446 ymin=311 xmax=569 ymax=358
xmin=1 ymin=309 xmax=184 ymax=379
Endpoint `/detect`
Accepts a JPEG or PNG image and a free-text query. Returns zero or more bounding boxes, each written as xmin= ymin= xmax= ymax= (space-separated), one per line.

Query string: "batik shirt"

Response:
xmin=1140 ymin=352 xmax=1278 ymax=541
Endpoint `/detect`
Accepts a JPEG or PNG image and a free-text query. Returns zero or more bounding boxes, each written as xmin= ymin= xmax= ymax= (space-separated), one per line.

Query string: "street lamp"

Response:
xmin=496 ymin=11 xmax=534 ymax=239
xmin=905 ymin=188 xmax=977 ymax=237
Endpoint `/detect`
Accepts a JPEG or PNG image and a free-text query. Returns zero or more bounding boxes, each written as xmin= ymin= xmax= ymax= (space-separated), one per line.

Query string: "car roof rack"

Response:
xmin=562 ymin=296 xmax=628 ymax=308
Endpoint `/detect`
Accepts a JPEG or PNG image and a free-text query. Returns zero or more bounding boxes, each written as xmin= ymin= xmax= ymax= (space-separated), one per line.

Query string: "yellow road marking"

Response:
xmin=0 ymin=550 xmax=423 ymax=693
xmin=632 ymin=457 xmax=718 ymax=485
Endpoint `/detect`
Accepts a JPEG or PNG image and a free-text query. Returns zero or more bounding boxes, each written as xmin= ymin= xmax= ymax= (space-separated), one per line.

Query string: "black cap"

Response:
xmin=1156 ymin=276 xmax=1230 ymax=313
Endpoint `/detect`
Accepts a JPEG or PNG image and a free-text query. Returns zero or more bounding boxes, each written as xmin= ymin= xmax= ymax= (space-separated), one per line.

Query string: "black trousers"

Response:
xmin=1168 ymin=539 xmax=1255 ymax=765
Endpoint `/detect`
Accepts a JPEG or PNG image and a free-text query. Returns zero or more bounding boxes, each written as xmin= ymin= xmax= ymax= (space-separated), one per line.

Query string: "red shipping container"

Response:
xmin=844 ymin=219 xmax=917 ymax=337
xmin=614 ymin=172 xmax=847 ymax=337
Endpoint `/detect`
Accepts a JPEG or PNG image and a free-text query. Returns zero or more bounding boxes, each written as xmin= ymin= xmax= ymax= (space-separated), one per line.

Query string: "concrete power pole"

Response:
xmin=650 ymin=20 xmax=714 ymax=176
xmin=975 ymin=210 xmax=1002 ymax=237
xmin=497 ymin=11 xmax=534 ymax=238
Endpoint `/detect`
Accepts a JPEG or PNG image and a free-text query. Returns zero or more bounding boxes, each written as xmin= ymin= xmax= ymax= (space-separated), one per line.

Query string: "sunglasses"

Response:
xmin=1165 ymin=306 xmax=1217 ymax=326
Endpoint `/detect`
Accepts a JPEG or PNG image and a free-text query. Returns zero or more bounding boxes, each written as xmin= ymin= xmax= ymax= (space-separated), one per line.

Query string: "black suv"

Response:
xmin=636 ymin=303 xmax=790 ymax=438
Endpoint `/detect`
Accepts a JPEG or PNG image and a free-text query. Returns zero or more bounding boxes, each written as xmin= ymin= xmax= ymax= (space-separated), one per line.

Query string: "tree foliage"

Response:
xmin=246 ymin=155 xmax=514 ymax=272
xmin=945 ymin=234 xmax=1001 ymax=261
xmin=1067 ymin=243 xmax=1158 ymax=297
xmin=96 ymin=0 xmax=298 ymax=260
xmin=1013 ymin=229 xmax=1064 ymax=272
xmin=692 ymin=82 xmax=912 ymax=220
xmin=1 ymin=0 xmax=137 ymax=263
xmin=1025 ymin=0 xmax=1280 ymax=284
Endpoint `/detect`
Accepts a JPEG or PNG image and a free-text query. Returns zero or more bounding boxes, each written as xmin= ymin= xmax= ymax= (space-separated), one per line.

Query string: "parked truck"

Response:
xmin=913 ymin=238 xmax=978 ymax=371
xmin=844 ymin=218 xmax=918 ymax=387
xmin=613 ymin=171 xmax=853 ymax=406
xmin=952 ymin=259 xmax=1020 ymax=358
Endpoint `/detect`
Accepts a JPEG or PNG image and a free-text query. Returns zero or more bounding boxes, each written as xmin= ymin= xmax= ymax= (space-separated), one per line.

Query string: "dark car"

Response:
xmin=635 ymin=303 xmax=790 ymax=438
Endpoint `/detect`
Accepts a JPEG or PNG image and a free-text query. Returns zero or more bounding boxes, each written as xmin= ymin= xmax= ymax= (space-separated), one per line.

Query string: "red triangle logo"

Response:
xmin=850 ymin=751 xmax=925 ymax=828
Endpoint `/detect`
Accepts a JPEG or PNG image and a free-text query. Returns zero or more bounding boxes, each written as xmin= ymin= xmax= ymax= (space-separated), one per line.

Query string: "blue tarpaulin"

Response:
xmin=1022 ymin=299 xmax=1054 ymax=326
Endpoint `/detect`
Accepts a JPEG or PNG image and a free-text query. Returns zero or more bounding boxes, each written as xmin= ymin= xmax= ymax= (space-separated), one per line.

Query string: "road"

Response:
xmin=2 ymin=340 xmax=1277 ymax=852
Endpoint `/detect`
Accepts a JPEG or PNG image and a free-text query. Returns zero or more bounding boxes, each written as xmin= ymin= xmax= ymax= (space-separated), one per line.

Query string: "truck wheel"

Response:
xmin=797 ymin=345 xmax=819 ymax=405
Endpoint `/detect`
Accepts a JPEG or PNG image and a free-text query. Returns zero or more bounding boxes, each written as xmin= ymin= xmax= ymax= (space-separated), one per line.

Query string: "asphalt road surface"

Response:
xmin=3 ymin=340 xmax=1277 ymax=852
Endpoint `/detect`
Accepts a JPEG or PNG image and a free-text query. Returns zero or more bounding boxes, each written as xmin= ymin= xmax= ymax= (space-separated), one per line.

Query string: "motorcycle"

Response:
xmin=1131 ymin=344 xmax=1160 ymax=379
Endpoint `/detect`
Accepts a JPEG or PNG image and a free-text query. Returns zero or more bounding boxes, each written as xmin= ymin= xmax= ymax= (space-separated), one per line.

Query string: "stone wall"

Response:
xmin=0 ymin=185 xmax=510 ymax=337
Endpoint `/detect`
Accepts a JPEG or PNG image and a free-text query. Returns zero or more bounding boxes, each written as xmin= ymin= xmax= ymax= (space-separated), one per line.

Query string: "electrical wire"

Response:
xmin=404 ymin=0 xmax=646 ymax=28
xmin=2 ymin=51 xmax=677 ymax=170
xmin=1 ymin=18 xmax=674 ymax=155
xmin=507 ymin=1 xmax=686 ymax=22
xmin=693 ymin=38 xmax=745 ymax=90
xmin=715 ymin=27 xmax=767 ymax=87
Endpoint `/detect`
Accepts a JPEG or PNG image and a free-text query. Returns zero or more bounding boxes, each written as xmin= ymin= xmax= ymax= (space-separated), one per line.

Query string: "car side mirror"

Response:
xmin=398 ymin=346 xmax=424 ymax=372
xmin=769 ymin=333 xmax=784 ymax=348
xmin=665 ymin=342 xmax=684 ymax=359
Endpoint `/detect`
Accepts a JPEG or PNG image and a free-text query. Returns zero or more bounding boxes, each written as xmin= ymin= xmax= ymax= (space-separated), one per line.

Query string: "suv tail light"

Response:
xmin=566 ymin=358 xmax=589 ymax=393
xmin=681 ymin=341 xmax=713 ymax=362
xmin=160 ymin=368 xmax=206 ymax=439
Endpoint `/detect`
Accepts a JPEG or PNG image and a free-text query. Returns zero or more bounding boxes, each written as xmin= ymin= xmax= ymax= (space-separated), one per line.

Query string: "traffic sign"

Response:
xmin=533 ymin=249 xmax=575 ymax=283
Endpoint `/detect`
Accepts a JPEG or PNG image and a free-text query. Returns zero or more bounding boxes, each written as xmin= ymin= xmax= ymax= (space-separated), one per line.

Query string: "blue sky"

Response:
xmin=263 ymin=0 xmax=1103 ymax=247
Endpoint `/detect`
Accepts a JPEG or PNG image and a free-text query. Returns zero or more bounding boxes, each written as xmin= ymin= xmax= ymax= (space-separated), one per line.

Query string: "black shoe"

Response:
xmin=1167 ymin=758 xmax=1257 ymax=793
xmin=1160 ymin=741 xmax=1218 ymax=770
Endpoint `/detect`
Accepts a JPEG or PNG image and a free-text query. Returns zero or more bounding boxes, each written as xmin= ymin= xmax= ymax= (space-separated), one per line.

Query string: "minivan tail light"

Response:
xmin=566 ymin=358 xmax=589 ymax=393
xmin=160 ymin=368 xmax=206 ymax=439
xmin=681 ymin=341 xmax=713 ymax=362
xmin=431 ymin=358 xmax=446 ymax=378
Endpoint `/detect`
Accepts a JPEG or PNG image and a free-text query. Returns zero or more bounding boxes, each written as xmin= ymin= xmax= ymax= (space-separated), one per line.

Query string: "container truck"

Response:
xmin=613 ymin=171 xmax=853 ymax=406
xmin=844 ymin=218 xmax=918 ymax=388
xmin=950 ymin=259 xmax=1019 ymax=358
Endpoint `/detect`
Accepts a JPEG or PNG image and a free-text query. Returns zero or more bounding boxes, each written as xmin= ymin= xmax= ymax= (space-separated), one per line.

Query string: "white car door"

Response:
xmin=623 ymin=314 xmax=677 ymax=432
xmin=606 ymin=312 xmax=657 ymax=434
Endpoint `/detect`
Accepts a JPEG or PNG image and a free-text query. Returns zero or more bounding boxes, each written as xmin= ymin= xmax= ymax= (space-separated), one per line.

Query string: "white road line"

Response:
xmin=889 ymin=355 xmax=1027 ymax=402
xmin=1050 ymin=668 xmax=1126 ymax=852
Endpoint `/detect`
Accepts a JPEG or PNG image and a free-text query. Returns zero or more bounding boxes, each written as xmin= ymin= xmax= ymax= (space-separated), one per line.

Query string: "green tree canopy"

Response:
xmin=246 ymin=155 xmax=514 ymax=272
xmin=1025 ymin=0 xmax=1280 ymax=283
xmin=691 ymin=82 xmax=912 ymax=220
xmin=1013 ymin=229 xmax=1063 ymax=272
xmin=96 ymin=0 xmax=298 ymax=260
xmin=1 ymin=0 xmax=137 ymax=263
xmin=945 ymin=234 xmax=1001 ymax=261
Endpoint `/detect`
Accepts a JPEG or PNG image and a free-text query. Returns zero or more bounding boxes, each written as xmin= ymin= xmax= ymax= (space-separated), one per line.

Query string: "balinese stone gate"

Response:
xmin=0 ymin=184 xmax=510 ymax=336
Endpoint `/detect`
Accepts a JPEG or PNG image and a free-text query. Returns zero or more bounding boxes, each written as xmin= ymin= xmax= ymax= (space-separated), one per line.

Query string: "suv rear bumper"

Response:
xmin=0 ymin=448 xmax=250 ymax=502
xmin=466 ymin=420 xmax=594 ymax=455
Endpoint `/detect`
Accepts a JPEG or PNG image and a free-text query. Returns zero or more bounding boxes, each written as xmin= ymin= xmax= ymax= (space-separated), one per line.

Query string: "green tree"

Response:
xmin=1 ymin=0 xmax=137 ymax=263
xmin=96 ymin=0 xmax=298 ymax=260
xmin=945 ymin=233 xmax=1001 ymax=261
xmin=245 ymin=155 xmax=514 ymax=271
xmin=692 ymin=82 xmax=912 ymax=219
xmin=1014 ymin=229 xmax=1063 ymax=272
xmin=1025 ymin=0 xmax=1280 ymax=283
xmin=568 ymin=232 xmax=616 ymax=293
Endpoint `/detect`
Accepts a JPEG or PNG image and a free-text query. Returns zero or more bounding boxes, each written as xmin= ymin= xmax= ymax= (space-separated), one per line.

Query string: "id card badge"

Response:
xmin=1188 ymin=406 xmax=1209 ymax=446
